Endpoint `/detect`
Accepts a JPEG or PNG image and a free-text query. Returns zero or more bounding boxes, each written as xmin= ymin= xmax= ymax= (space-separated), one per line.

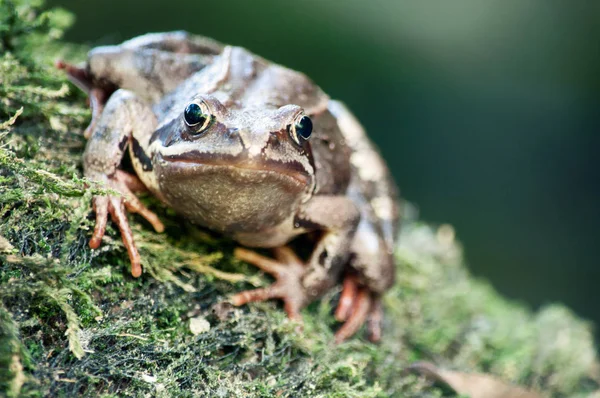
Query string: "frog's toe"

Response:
xmin=89 ymin=195 xmax=110 ymax=250
xmin=107 ymin=196 xmax=143 ymax=277
xmin=88 ymin=192 xmax=143 ymax=277
xmin=56 ymin=60 xmax=92 ymax=91
xmin=333 ymin=274 xmax=384 ymax=343
xmin=334 ymin=287 xmax=372 ymax=344
xmin=231 ymin=286 xmax=302 ymax=320
xmin=88 ymin=171 xmax=162 ymax=277
xmin=231 ymin=246 xmax=307 ymax=321
xmin=233 ymin=247 xmax=287 ymax=277
xmin=366 ymin=298 xmax=383 ymax=343
xmin=121 ymin=192 xmax=164 ymax=234
xmin=112 ymin=170 xmax=164 ymax=233
xmin=123 ymin=196 xmax=164 ymax=233
xmin=335 ymin=274 xmax=359 ymax=321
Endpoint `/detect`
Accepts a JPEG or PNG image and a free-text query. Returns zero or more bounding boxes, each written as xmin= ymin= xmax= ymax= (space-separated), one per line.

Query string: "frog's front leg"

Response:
xmin=84 ymin=89 xmax=163 ymax=277
xmin=231 ymin=196 xmax=360 ymax=340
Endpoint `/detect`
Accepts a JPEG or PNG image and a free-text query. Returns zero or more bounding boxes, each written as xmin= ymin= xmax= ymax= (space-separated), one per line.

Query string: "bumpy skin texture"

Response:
xmin=60 ymin=31 xmax=400 ymax=342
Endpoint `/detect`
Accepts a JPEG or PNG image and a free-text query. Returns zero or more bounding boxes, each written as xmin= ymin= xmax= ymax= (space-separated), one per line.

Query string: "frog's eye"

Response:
xmin=288 ymin=115 xmax=313 ymax=145
xmin=184 ymin=102 xmax=212 ymax=133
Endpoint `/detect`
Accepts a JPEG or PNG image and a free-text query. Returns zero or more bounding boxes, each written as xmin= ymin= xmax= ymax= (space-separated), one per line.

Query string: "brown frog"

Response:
xmin=58 ymin=31 xmax=400 ymax=342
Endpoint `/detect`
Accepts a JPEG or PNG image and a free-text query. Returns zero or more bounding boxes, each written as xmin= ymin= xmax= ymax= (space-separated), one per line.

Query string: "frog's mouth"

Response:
xmin=157 ymin=151 xmax=312 ymax=188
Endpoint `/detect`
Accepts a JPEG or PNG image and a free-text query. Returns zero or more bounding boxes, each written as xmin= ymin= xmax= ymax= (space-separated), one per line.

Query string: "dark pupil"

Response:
xmin=184 ymin=103 xmax=207 ymax=126
xmin=295 ymin=116 xmax=313 ymax=140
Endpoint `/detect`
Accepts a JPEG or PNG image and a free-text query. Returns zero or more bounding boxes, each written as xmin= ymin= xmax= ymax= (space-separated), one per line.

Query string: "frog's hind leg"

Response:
xmin=56 ymin=61 xmax=114 ymax=139
xmin=332 ymin=216 xmax=397 ymax=343
xmin=232 ymin=196 xmax=362 ymax=343
xmin=231 ymin=247 xmax=306 ymax=320
xmin=85 ymin=33 xmax=223 ymax=104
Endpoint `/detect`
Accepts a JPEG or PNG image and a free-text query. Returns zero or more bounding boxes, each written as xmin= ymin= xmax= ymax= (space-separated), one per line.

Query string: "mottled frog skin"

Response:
xmin=59 ymin=32 xmax=400 ymax=342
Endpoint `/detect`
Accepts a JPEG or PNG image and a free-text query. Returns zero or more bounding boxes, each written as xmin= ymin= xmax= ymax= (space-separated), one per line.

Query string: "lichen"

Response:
xmin=1 ymin=1 xmax=599 ymax=397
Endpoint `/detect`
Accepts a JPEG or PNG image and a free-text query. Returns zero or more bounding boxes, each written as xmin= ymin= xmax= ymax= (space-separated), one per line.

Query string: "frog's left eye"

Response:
xmin=184 ymin=102 xmax=213 ymax=133
xmin=289 ymin=115 xmax=313 ymax=145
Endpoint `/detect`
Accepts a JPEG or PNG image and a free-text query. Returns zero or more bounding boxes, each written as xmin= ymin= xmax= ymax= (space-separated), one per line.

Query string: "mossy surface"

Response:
xmin=1 ymin=1 xmax=599 ymax=397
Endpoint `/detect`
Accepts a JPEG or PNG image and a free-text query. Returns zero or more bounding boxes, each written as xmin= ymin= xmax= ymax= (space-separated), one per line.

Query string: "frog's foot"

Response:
xmin=56 ymin=60 xmax=113 ymax=139
xmin=89 ymin=170 xmax=164 ymax=277
xmin=56 ymin=60 xmax=92 ymax=92
xmin=231 ymin=247 xmax=307 ymax=321
xmin=334 ymin=274 xmax=383 ymax=343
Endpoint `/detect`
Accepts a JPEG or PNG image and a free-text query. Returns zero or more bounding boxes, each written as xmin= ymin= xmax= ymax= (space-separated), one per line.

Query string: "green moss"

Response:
xmin=1 ymin=0 xmax=599 ymax=397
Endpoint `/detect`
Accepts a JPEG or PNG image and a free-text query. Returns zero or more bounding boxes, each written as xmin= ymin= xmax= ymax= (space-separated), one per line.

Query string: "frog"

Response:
xmin=58 ymin=31 xmax=400 ymax=343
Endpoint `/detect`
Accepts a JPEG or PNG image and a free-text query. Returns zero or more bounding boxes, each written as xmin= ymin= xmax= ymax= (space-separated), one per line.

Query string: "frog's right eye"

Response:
xmin=184 ymin=102 xmax=213 ymax=133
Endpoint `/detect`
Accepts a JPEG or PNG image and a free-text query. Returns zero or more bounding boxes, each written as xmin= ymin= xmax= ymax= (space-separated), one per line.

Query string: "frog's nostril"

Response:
xmin=227 ymin=127 xmax=246 ymax=148
xmin=226 ymin=127 xmax=241 ymax=141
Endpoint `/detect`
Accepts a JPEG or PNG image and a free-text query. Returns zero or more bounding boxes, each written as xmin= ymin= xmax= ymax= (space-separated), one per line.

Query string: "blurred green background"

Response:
xmin=47 ymin=0 xmax=600 ymax=332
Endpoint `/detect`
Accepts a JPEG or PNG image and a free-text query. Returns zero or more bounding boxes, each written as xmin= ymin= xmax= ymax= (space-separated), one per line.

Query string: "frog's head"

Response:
xmin=152 ymin=95 xmax=316 ymax=233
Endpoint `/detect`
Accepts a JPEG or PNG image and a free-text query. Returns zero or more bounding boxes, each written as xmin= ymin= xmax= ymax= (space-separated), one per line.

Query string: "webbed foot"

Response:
xmin=231 ymin=247 xmax=307 ymax=321
xmin=232 ymin=247 xmax=382 ymax=343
